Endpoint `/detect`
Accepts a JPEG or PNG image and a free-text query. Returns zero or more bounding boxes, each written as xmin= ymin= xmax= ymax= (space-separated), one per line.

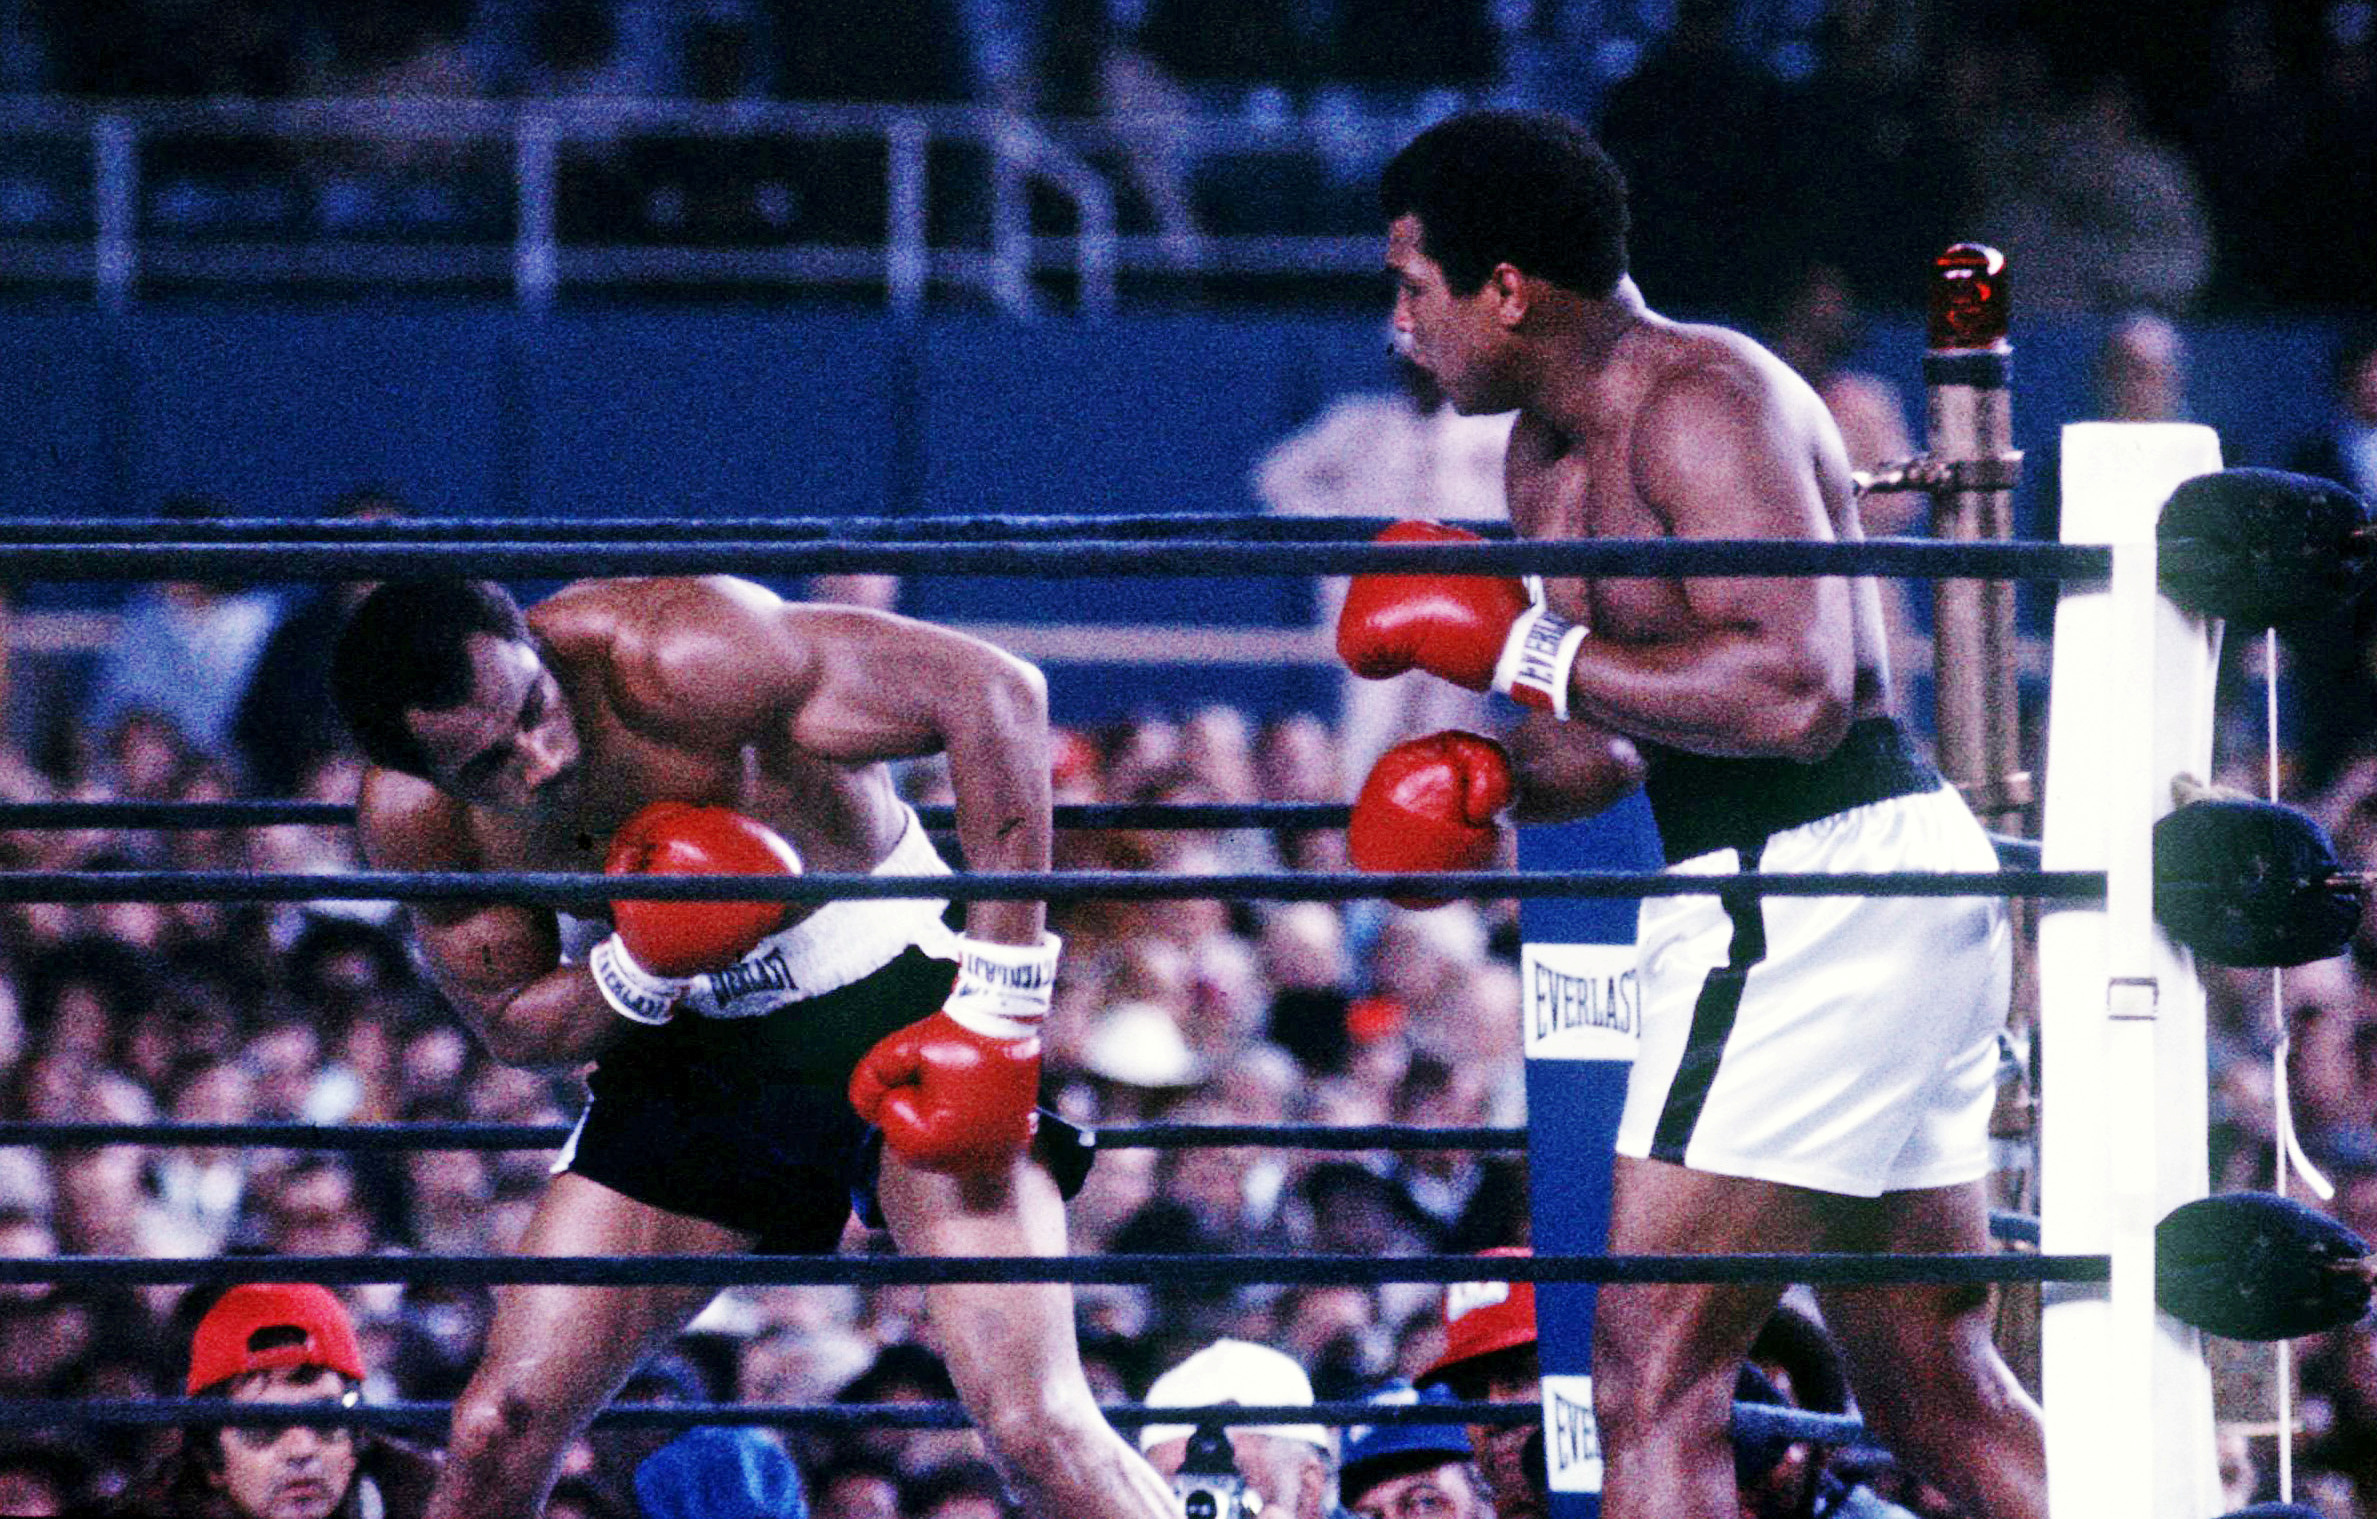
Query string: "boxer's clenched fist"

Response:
xmin=1349 ymin=730 xmax=1513 ymax=909
xmin=587 ymin=802 xmax=801 ymax=1025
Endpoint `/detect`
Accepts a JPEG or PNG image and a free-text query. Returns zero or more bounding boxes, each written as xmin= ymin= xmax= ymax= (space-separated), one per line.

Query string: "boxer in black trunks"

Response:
xmin=1336 ymin=111 xmax=2045 ymax=1519
xmin=332 ymin=575 xmax=1174 ymax=1519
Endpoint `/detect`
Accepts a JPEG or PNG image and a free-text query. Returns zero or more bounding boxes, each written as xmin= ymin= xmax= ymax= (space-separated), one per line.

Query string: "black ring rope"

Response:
xmin=0 ymin=1251 xmax=2105 ymax=1290
xmin=0 ymin=537 xmax=2121 ymax=581
xmin=0 ymin=1397 xmax=1865 ymax=1448
xmin=0 ymin=802 xmax=2048 ymax=873
xmin=0 ymin=867 xmax=2102 ymax=905
xmin=0 ymin=1120 xmax=1517 ymax=1152
xmin=0 ymin=513 xmax=1454 ymax=546
xmin=0 ymin=1120 xmax=2043 ymax=1245
xmin=0 ymin=1398 xmax=1529 ymax=1436
xmin=0 ymin=799 xmax=1355 ymax=833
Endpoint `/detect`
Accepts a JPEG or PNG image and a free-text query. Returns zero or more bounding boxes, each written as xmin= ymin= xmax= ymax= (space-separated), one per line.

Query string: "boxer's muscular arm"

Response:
xmin=607 ymin=578 xmax=1052 ymax=949
xmin=1557 ymin=363 xmax=1855 ymax=759
xmin=357 ymin=771 xmax=628 ymax=1069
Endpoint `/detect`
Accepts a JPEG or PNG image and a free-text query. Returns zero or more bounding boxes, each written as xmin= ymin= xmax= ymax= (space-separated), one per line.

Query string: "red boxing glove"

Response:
xmin=850 ymin=1011 xmax=1042 ymax=1174
xmin=1336 ymin=520 xmax=1588 ymax=718
xmin=1349 ymin=731 xmax=1513 ymax=909
xmin=850 ymin=933 xmax=1059 ymax=1174
xmin=588 ymin=802 xmax=802 ymax=1026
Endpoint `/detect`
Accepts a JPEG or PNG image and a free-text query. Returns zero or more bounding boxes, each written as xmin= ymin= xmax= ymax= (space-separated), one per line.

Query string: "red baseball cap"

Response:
xmin=187 ymin=1283 xmax=367 ymax=1394
xmin=1419 ymin=1246 xmax=1537 ymax=1387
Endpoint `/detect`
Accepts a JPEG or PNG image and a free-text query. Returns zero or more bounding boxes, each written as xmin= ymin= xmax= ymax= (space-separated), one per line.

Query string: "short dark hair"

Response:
xmin=1380 ymin=109 xmax=1629 ymax=298
xmin=331 ymin=580 xmax=532 ymax=778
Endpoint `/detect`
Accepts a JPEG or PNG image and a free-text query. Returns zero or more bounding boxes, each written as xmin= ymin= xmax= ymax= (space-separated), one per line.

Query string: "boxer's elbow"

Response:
xmin=475 ymin=978 xmax=616 ymax=1070
xmin=973 ymin=648 xmax=1050 ymax=744
xmin=1509 ymin=714 xmax=1646 ymax=823
xmin=1765 ymin=666 xmax=1853 ymax=762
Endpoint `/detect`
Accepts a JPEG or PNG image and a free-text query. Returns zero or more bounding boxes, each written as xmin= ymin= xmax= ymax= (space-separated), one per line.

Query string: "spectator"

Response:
xmin=109 ymin=1281 xmax=439 ymax=1518
xmin=1031 ymin=0 xmax=1206 ymax=269
xmin=1766 ymin=263 xmax=1915 ymax=478
xmin=2258 ymin=4 xmax=2377 ymax=309
xmin=1594 ymin=0 xmax=1795 ymax=316
xmin=297 ymin=0 xmax=497 ymax=236
xmin=2268 ymin=324 xmax=2377 ymax=816
xmin=1968 ymin=70 xmax=2214 ymax=316
xmin=634 ymin=1425 xmax=810 ymax=1519
xmin=1414 ymin=1248 xmax=1543 ymax=1519
xmin=230 ymin=485 xmax=405 ymax=800
xmin=1137 ymin=1338 xmax=1339 ymax=1519
xmin=0 ymin=1442 xmax=88 ymax=1516
xmin=1775 ymin=0 xmax=1962 ymax=313
xmin=2094 ymin=310 xmax=2192 ymax=422
xmin=900 ymin=1456 xmax=1014 ymax=1519
xmin=831 ymin=1342 xmax=982 ymax=1480
xmin=2289 ymin=325 xmax=2377 ymax=501
xmin=807 ymin=1453 xmax=903 ymax=1519
xmin=1255 ymin=343 xmax=1512 ymax=783
xmin=1338 ymin=1381 xmax=1486 ymax=1519
xmin=2179 ymin=0 xmax=2312 ymax=308
xmin=86 ymin=495 xmax=283 ymax=770
xmin=1737 ymin=1302 xmax=1922 ymax=1519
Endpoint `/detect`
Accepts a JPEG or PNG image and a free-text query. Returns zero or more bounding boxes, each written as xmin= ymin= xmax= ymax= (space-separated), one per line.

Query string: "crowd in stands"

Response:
xmin=0 ymin=0 xmax=2370 ymax=314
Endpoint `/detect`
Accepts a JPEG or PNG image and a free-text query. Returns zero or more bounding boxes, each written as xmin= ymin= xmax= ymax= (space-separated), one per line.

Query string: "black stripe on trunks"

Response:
xmin=1651 ymin=837 xmax=1770 ymax=1163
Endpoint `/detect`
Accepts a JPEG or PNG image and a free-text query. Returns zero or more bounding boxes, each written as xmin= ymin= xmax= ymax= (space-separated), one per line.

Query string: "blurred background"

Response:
xmin=3 ymin=1 xmax=2377 ymax=1515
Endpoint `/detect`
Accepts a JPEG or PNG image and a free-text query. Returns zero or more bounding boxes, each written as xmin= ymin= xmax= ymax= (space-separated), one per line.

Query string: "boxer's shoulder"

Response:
xmin=356 ymin=765 xmax=477 ymax=869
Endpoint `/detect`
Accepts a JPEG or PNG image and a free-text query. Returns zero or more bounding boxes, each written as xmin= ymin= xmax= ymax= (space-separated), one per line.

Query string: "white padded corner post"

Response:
xmin=2039 ymin=421 xmax=2224 ymax=1519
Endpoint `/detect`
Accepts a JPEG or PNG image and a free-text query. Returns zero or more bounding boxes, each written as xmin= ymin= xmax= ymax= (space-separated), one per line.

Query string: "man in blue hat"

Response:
xmin=1339 ymin=1383 xmax=1488 ymax=1519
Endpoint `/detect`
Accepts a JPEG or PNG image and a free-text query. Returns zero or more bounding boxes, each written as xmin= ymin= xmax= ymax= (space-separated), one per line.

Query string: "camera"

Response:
xmin=1172 ymin=1423 xmax=1261 ymax=1519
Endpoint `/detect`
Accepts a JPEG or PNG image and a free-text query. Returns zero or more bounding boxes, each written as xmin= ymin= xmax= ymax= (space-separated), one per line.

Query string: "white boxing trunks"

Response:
xmin=1618 ymin=766 xmax=2012 ymax=1198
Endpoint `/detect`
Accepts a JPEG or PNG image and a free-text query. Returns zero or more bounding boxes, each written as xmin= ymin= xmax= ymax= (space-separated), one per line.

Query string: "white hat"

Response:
xmin=1082 ymin=1002 xmax=1206 ymax=1089
xmin=1137 ymin=1338 xmax=1333 ymax=1455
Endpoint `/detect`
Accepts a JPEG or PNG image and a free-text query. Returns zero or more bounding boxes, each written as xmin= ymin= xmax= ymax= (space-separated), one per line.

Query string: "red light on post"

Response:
xmin=1929 ymin=243 xmax=2009 ymax=351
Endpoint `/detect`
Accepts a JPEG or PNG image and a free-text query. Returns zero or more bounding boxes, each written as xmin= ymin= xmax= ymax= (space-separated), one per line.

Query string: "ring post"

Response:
xmin=1519 ymin=794 xmax=1665 ymax=1516
xmin=2038 ymin=421 xmax=2223 ymax=1519
xmin=1924 ymin=244 xmax=2029 ymax=833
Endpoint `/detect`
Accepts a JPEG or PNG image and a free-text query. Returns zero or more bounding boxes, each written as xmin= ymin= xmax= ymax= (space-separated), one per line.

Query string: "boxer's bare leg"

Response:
xmin=426 ymin=1174 xmax=744 ymax=1519
xmin=879 ymin=1148 xmax=1176 ymax=1519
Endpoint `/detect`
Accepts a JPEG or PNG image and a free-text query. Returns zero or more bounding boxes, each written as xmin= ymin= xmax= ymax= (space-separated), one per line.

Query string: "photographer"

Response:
xmin=1137 ymin=1340 xmax=1342 ymax=1519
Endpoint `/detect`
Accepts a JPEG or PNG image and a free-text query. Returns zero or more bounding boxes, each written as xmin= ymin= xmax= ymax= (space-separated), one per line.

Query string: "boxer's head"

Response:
xmin=1381 ymin=110 xmax=1627 ymax=415
xmin=333 ymin=578 xmax=582 ymax=814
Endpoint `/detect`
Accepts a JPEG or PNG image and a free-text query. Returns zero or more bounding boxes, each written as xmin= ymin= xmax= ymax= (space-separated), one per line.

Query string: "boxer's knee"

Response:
xmin=443 ymin=1377 xmax=570 ymax=1493
xmin=973 ymin=1376 xmax=1101 ymax=1464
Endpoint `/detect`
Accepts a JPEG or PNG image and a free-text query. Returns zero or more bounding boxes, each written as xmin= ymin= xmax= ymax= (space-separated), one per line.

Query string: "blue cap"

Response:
xmin=634 ymin=1427 xmax=808 ymax=1519
xmin=1339 ymin=1382 xmax=1473 ymax=1498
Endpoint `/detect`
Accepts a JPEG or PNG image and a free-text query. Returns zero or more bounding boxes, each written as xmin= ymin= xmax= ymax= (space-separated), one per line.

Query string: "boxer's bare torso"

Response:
xmin=356 ymin=575 xmax=1046 ymax=1066
xmin=364 ymin=578 xmax=907 ymax=914
xmin=1503 ymin=310 xmax=1893 ymax=753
